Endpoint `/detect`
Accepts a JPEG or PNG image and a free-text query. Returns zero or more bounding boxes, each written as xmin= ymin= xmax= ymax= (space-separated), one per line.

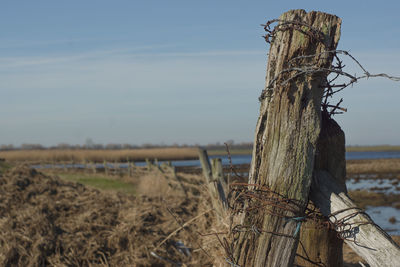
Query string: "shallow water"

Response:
xmin=366 ymin=206 xmax=400 ymax=235
xmin=346 ymin=178 xmax=400 ymax=194
xmin=162 ymin=150 xmax=400 ymax=167
xmin=32 ymin=150 xmax=400 ymax=169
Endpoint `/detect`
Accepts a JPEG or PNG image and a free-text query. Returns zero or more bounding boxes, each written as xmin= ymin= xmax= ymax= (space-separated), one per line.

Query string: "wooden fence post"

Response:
xmin=130 ymin=162 xmax=135 ymax=177
xmin=91 ymin=161 xmax=97 ymax=174
xmin=114 ymin=160 xmax=118 ymax=175
xmin=103 ymin=160 xmax=109 ymax=176
xmin=145 ymin=158 xmax=152 ymax=171
xmin=311 ymin=171 xmax=400 ymax=267
xmin=232 ymin=10 xmax=341 ymax=267
xmin=198 ymin=148 xmax=228 ymax=219
xmin=211 ymin=158 xmax=228 ymax=196
xmin=295 ymin=113 xmax=346 ymax=266
xmin=82 ymin=160 xmax=87 ymax=174
xmin=127 ymin=160 xmax=130 ymax=176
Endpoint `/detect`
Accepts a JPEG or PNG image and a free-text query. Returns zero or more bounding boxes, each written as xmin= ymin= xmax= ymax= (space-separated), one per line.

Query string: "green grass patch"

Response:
xmin=208 ymin=148 xmax=252 ymax=156
xmin=0 ymin=161 xmax=12 ymax=173
xmin=57 ymin=173 xmax=136 ymax=195
xmin=346 ymin=145 xmax=400 ymax=152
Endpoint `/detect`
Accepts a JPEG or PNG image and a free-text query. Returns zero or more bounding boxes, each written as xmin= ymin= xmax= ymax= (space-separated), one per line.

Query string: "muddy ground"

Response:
xmin=0 ymin=165 xmax=399 ymax=266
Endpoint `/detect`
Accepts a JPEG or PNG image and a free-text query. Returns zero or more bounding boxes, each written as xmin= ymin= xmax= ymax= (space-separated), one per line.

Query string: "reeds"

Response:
xmin=0 ymin=147 xmax=198 ymax=163
xmin=347 ymin=158 xmax=400 ymax=174
xmin=346 ymin=145 xmax=400 ymax=152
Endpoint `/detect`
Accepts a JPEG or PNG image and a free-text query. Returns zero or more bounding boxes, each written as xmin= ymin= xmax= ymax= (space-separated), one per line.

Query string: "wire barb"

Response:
xmin=259 ymin=19 xmax=400 ymax=117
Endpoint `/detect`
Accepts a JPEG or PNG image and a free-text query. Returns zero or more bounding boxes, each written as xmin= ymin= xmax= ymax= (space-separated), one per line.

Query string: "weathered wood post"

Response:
xmin=90 ymin=161 xmax=96 ymax=174
xmin=295 ymin=113 xmax=346 ymax=266
xmin=82 ymin=160 xmax=87 ymax=173
xmin=311 ymin=171 xmax=400 ymax=267
xmin=211 ymin=158 xmax=228 ymax=196
xmin=127 ymin=159 xmax=131 ymax=176
xmin=103 ymin=160 xmax=109 ymax=176
xmin=231 ymin=10 xmax=341 ymax=266
xmin=130 ymin=162 xmax=135 ymax=177
xmin=198 ymin=148 xmax=228 ymax=219
xmin=171 ymin=165 xmax=177 ymax=179
xmin=114 ymin=160 xmax=118 ymax=175
xmin=154 ymin=159 xmax=164 ymax=173
xmin=145 ymin=158 xmax=152 ymax=171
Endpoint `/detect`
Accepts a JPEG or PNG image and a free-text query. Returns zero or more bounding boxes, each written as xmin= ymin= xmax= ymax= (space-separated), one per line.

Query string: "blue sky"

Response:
xmin=1 ymin=1 xmax=399 ymax=146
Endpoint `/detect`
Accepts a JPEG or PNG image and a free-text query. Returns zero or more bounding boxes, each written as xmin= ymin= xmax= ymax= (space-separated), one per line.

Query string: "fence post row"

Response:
xmin=198 ymin=148 xmax=228 ymax=220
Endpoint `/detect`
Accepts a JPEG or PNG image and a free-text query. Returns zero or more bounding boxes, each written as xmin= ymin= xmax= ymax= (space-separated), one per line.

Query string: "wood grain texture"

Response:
xmin=198 ymin=149 xmax=227 ymax=219
xmin=295 ymin=114 xmax=346 ymax=267
xmin=311 ymin=170 xmax=400 ymax=267
xmin=232 ymin=10 xmax=341 ymax=266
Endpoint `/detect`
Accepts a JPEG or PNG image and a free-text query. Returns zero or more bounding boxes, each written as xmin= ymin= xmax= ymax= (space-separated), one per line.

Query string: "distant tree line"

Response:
xmin=0 ymin=141 xmax=253 ymax=151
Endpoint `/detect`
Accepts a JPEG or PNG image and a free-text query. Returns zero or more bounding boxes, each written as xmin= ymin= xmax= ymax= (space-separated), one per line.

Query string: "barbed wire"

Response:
xmin=259 ymin=19 xmax=400 ymax=117
xmin=262 ymin=19 xmax=325 ymax=44
xmin=205 ymin=18 xmax=391 ymax=264
xmin=191 ymin=179 xmax=377 ymax=265
xmin=224 ymin=143 xmax=247 ymax=181
xmin=221 ymin=182 xmax=378 ymax=264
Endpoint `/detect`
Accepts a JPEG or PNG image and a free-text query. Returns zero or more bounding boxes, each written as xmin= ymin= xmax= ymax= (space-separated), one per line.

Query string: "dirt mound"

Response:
xmin=0 ymin=166 xmax=216 ymax=266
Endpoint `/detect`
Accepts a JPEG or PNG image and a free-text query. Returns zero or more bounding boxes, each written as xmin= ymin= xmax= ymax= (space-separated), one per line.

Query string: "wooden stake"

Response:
xmin=232 ymin=10 xmax=342 ymax=267
xmin=92 ymin=161 xmax=97 ymax=174
xmin=295 ymin=114 xmax=346 ymax=267
xmin=211 ymin=158 xmax=228 ymax=198
xmin=312 ymin=170 xmax=400 ymax=267
xmin=198 ymin=149 xmax=227 ymax=219
xmin=145 ymin=158 xmax=152 ymax=171
xmin=103 ymin=160 xmax=108 ymax=176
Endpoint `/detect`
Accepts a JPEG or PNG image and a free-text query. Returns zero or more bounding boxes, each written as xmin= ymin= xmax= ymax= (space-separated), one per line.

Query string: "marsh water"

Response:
xmin=164 ymin=150 xmax=400 ymax=235
xmin=141 ymin=150 xmax=400 ymax=167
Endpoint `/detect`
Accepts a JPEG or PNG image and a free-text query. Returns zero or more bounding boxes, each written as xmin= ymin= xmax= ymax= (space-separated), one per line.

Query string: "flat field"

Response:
xmin=0 ymin=147 xmax=199 ymax=163
xmin=1 ymin=161 xmax=399 ymax=266
xmin=1 ymin=145 xmax=400 ymax=164
xmin=1 ymin=147 xmax=400 ymax=266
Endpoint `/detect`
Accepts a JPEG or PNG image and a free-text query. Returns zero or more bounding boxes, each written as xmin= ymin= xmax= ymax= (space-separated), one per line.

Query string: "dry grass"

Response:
xmin=1 ymin=164 xmax=398 ymax=266
xmin=0 ymin=165 xmax=221 ymax=266
xmin=347 ymin=158 xmax=400 ymax=175
xmin=0 ymin=147 xmax=198 ymax=163
xmin=348 ymin=190 xmax=400 ymax=209
xmin=346 ymin=145 xmax=400 ymax=152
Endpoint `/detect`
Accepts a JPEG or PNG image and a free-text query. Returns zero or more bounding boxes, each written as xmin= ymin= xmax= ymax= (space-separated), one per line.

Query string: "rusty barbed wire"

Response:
xmin=259 ymin=19 xmax=400 ymax=117
xmin=227 ymin=182 xmax=376 ymax=248
xmin=201 ymin=19 xmax=393 ymax=264
xmin=262 ymin=19 xmax=325 ymax=44
xmin=224 ymin=143 xmax=247 ymax=181
xmin=194 ymin=181 xmax=377 ymax=265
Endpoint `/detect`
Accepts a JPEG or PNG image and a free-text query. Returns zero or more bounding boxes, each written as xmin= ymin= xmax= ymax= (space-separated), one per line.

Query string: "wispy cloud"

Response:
xmin=1 ymin=44 xmax=399 ymax=146
xmin=0 ymin=47 xmax=265 ymax=69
